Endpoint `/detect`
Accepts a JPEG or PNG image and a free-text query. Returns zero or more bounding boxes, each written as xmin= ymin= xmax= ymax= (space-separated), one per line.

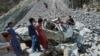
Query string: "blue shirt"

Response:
xmin=7 ymin=27 xmax=19 ymax=44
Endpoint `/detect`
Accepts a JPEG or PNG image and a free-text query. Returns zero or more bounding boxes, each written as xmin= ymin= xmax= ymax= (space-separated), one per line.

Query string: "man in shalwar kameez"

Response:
xmin=36 ymin=18 xmax=48 ymax=50
xmin=28 ymin=18 xmax=41 ymax=52
xmin=7 ymin=22 xmax=22 ymax=56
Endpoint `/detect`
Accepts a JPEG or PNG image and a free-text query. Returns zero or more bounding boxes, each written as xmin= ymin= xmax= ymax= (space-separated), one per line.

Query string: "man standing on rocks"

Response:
xmin=36 ymin=18 xmax=48 ymax=50
xmin=28 ymin=18 xmax=41 ymax=52
xmin=6 ymin=22 xmax=22 ymax=56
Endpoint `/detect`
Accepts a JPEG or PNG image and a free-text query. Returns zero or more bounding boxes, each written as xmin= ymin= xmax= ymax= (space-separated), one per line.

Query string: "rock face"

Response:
xmin=0 ymin=0 xmax=100 ymax=32
xmin=14 ymin=0 xmax=71 ymax=28
xmin=0 ymin=0 xmax=37 ymax=31
xmin=14 ymin=0 xmax=100 ymax=33
xmin=0 ymin=0 xmax=20 ymax=16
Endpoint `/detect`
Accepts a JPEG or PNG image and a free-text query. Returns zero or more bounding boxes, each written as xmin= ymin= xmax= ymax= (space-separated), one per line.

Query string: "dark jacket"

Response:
xmin=67 ymin=18 xmax=75 ymax=25
xmin=28 ymin=23 xmax=37 ymax=36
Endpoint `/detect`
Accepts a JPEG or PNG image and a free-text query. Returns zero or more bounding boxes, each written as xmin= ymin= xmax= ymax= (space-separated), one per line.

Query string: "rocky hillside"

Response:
xmin=0 ymin=0 xmax=20 ymax=16
xmin=0 ymin=0 xmax=100 ymax=31
xmin=0 ymin=0 xmax=38 ymax=31
xmin=14 ymin=0 xmax=100 ymax=33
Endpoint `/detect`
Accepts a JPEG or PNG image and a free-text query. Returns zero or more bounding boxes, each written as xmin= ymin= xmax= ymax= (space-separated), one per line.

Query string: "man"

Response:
xmin=28 ymin=18 xmax=41 ymax=52
xmin=6 ymin=22 xmax=22 ymax=56
xmin=36 ymin=18 xmax=48 ymax=50
xmin=66 ymin=16 xmax=75 ymax=26
xmin=53 ymin=17 xmax=67 ymax=31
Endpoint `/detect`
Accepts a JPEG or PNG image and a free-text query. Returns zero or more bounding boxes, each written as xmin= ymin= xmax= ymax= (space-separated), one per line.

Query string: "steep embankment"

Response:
xmin=0 ymin=0 xmax=37 ymax=31
xmin=0 ymin=0 xmax=100 ymax=32
xmin=14 ymin=0 xmax=71 ymax=28
xmin=0 ymin=0 xmax=20 ymax=16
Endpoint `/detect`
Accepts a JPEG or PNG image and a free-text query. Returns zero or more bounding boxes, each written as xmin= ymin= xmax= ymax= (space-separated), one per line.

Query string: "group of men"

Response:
xmin=1 ymin=17 xmax=49 ymax=56
xmin=55 ymin=16 xmax=75 ymax=26
xmin=0 ymin=15 xmax=75 ymax=56
xmin=28 ymin=18 xmax=48 ymax=52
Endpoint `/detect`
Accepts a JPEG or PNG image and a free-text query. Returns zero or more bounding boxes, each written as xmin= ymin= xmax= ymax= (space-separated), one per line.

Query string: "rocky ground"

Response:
xmin=72 ymin=11 xmax=100 ymax=32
